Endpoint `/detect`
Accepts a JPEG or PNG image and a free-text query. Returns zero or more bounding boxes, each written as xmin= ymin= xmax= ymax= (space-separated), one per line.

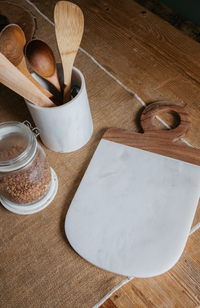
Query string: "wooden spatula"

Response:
xmin=54 ymin=1 xmax=84 ymax=103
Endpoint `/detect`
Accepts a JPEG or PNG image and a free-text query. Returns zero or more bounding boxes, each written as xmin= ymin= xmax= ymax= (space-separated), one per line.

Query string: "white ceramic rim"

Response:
xmin=25 ymin=66 xmax=84 ymax=110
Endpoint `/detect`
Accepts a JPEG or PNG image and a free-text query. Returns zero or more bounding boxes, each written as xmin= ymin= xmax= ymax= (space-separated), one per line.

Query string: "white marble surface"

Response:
xmin=65 ymin=140 xmax=200 ymax=277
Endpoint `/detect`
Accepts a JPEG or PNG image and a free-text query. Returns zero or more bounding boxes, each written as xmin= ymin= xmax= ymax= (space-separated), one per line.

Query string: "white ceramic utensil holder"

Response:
xmin=25 ymin=65 xmax=93 ymax=153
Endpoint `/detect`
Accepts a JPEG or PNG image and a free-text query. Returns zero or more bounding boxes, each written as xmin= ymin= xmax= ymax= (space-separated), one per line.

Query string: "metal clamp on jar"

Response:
xmin=0 ymin=121 xmax=58 ymax=214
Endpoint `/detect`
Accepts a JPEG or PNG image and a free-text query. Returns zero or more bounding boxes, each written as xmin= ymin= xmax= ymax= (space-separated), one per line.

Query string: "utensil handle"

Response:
xmin=0 ymin=53 xmax=56 ymax=107
xmin=140 ymin=101 xmax=191 ymax=142
xmin=18 ymin=58 xmax=59 ymax=101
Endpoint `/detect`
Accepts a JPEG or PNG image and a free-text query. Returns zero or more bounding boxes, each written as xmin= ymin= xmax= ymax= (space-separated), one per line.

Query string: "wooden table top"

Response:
xmin=1 ymin=0 xmax=200 ymax=307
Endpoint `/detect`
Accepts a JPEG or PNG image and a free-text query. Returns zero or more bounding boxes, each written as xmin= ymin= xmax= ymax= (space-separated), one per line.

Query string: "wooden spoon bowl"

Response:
xmin=26 ymin=39 xmax=61 ymax=93
xmin=0 ymin=24 xmax=60 ymax=105
xmin=0 ymin=23 xmax=25 ymax=67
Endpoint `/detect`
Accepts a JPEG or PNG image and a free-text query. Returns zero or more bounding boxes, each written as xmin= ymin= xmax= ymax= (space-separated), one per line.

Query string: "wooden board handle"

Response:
xmin=140 ymin=101 xmax=191 ymax=142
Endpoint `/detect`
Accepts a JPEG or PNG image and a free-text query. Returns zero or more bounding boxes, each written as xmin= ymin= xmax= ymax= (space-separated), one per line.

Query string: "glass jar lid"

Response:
xmin=0 ymin=121 xmax=37 ymax=172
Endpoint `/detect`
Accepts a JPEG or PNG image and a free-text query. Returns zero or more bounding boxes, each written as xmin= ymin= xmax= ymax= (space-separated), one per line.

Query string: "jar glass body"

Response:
xmin=0 ymin=122 xmax=51 ymax=205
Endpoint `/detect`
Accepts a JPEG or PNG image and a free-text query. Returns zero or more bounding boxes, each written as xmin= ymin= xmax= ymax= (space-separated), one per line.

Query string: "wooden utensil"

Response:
xmin=26 ymin=39 xmax=62 ymax=93
xmin=0 ymin=24 xmax=60 ymax=105
xmin=0 ymin=53 xmax=56 ymax=107
xmin=65 ymin=102 xmax=200 ymax=278
xmin=54 ymin=1 xmax=84 ymax=103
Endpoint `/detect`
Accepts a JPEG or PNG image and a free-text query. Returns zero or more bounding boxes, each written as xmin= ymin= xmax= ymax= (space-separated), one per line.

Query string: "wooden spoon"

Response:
xmin=0 ymin=52 xmax=56 ymax=107
xmin=54 ymin=1 xmax=84 ymax=103
xmin=0 ymin=24 xmax=60 ymax=105
xmin=26 ymin=39 xmax=61 ymax=93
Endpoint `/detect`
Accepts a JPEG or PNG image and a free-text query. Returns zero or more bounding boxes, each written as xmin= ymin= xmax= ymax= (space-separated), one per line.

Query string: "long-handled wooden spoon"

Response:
xmin=54 ymin=1 xmax=84 ymax=103
xmin=26 ymin=39 xmax=62 ymax=93
xmin=0 ymin=24 xmax=60 ymax=105
xmin=0 ymin=53 xmax=56 ymax=107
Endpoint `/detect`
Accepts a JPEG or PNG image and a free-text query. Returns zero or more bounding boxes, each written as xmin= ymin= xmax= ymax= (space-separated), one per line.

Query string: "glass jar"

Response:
xmin=0 ymin=121 xmax=52 ymax=205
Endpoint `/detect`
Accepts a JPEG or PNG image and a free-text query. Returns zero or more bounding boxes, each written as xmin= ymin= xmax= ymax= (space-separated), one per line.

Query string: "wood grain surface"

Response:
xmin=28 ymin=0 xmax=200 ymax=148
xmin=1 ymin=0 xmax=200 ymax=307
xmin=134 ymin=0 xmax=200 ymax=43
xmin=103 ymin=102 xmax=200 ymax=167
xmin=0 ymin=1 xmax=35 ymax=41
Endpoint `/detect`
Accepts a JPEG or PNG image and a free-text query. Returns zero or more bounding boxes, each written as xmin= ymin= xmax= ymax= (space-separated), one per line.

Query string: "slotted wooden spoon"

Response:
xmin=54 ymin=1 xmax=84 ymax=103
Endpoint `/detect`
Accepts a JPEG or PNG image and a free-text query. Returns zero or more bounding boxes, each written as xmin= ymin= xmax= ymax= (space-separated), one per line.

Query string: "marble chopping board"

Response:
xmin=65 ymin=102 xmax=200 ymax=278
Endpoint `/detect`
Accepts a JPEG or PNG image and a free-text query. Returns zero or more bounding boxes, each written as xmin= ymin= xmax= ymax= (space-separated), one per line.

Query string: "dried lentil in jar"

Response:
xmin=0 ymin=121 xmax=51 ymax=204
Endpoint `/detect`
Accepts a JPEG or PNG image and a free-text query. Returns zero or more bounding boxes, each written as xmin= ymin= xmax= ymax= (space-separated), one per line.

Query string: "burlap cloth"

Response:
xmin=1 ymin=1 xmax=200 ymax=308
xmin=0 ymin=1 xmax=143 ymax=307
